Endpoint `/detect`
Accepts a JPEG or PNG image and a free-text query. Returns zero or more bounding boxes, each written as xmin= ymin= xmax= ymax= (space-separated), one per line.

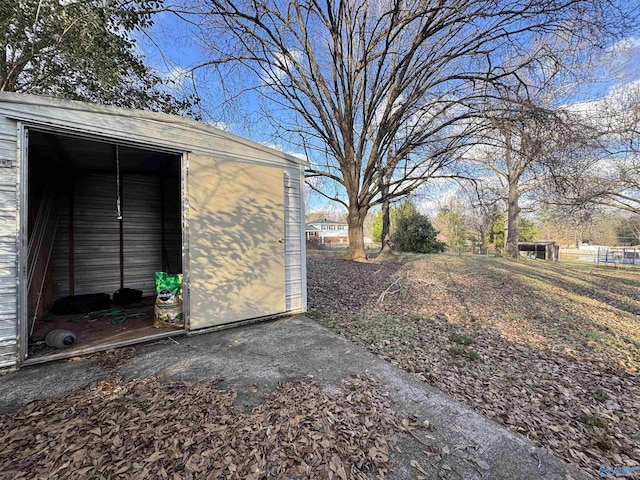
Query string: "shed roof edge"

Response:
xmin=0 ymin=92 xmax=308 ymax=167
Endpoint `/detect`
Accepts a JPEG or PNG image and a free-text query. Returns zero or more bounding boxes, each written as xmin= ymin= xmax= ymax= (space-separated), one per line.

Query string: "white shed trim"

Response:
xmin=0 ymin=92 xmax=306 ymax=168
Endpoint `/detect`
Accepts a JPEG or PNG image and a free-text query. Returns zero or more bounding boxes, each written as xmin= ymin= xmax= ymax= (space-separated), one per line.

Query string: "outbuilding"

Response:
xmin=517 ymin=241 xmax=559 ymax=261
xmin=0 ymin=92 xmax=307 ymax=369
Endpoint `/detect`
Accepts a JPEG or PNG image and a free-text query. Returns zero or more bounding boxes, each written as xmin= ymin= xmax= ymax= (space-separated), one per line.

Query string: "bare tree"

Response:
xmin=537 ymin=202 xmax=627 ymax=246
xmin=557 ymin=82 xmax=640 ymax=215
xmin=470 ymin=103 xmax=572 ymax=256
xmin=433 ymin=196 xmax=471 ymax=249
xmin=181 ymin=0 xmax=630 ymax=261
xmin=618 ymin=215 xmax=640 ymax=244
xmin=465 ymin=45 xmax=605 ymax=258
xmin=378 ymin=166 xmax=394 ymax=256
xmin=460 ymin=184 xmax=497 ymax=251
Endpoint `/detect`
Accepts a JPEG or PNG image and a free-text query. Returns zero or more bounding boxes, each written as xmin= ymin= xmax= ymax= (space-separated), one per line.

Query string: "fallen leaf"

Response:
xmin=410 ymin=459 xmax=428 ymax=475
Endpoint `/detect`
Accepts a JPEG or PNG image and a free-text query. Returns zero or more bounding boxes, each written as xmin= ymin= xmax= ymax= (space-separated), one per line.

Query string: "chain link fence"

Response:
xmin=559 ymin=247 xmax=639 ymax=267
xmin=444 ymin=245 xmax=639 ymax=269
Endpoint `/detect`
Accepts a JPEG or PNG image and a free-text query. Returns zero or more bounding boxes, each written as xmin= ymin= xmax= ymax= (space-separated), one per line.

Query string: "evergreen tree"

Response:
xmin=371 ymin=200 xmax=419 ymax=242
xmin=518 ymin=218 xmax=538 ymax=242
xmin=1 ymin=0 xmax=197 ymax=115
xmin=392 ymin=207 xmax=446 ymax=254
xmin=372 ymin=209 xmax=383 ymax=243
xmin=489 ymin=209 xmax=506 ymax=253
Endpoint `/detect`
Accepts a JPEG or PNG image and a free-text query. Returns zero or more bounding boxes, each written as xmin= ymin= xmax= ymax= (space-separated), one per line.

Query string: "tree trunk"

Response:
xmin=478 ymin=227 xmax=487 ymax=254
xmin=505 ymin=183 xmax=520 ymax=258
xmin=346 ymin=208 xmax=368 ymax=262
xmin=379 ymin=176 xmax=392 ymax=255
xmin=380 ymin=207 xmax=392 ymax=254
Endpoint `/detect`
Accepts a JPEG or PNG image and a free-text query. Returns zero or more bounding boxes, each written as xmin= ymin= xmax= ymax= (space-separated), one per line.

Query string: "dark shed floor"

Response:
xmin=29 ymin=297 xmax=183 ymax=359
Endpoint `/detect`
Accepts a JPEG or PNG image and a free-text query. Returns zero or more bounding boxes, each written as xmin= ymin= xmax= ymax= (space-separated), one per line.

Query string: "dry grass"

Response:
xmin=308 ymin=251 xmax=640 ymax=476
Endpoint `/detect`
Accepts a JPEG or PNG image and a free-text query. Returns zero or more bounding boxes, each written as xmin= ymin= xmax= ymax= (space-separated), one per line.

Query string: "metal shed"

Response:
xmin=517 ymin=241 xmax=559 ymax=261
xmin=0 ymin=92 xmax=307 ymax=369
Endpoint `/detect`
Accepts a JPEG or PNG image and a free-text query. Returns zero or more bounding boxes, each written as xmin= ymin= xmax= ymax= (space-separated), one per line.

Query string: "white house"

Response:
xmin=305 ymin=218 xmax=349 ymax=245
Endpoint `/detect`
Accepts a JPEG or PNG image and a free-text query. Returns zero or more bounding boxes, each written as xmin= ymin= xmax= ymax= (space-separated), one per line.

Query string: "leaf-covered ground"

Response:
xmin=308 ymin=251 xmax=640 ymax=477
xmin=0 ymin=374 xmax=412 ymax=479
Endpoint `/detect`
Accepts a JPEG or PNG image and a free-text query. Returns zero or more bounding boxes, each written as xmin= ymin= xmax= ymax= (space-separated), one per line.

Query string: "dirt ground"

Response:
xmin=307 ymin=251 xmax=640 ymax=476
xmin=1 ymin=249 xmax=634 ymax=479
xmin=1 ymin=314 xmax=585 ymax=480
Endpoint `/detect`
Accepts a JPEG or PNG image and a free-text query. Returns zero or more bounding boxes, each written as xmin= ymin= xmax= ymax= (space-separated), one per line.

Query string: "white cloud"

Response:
xmin=261 ymin=50 xmax=303 ymax=86
xmin=203 ymin=120 xmax=230 ymax=132
xmin=164 ymin=66 xmax=189 ymax=87
xmin=603 ymin=36 xmax=640 ymax=85
xmin=608 ymin=37 xmax=640 ymax=54
xmin=607 ymin=78 xmax=640 ymax=101
xmin=372 ymin=95 xmax=404 ymax=128
xmin=563 ymin=78 xmax=640 ymax=131
xmin=260 ymin=142 xmax=308 ymax=161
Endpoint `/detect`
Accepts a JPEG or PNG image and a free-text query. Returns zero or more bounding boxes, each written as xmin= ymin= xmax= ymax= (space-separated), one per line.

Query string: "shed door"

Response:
xmin=187 ymin=154 xmax=286 ymax=329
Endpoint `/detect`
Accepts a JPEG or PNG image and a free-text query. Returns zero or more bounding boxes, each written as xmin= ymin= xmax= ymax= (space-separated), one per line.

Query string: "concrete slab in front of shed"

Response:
xmin=0 ymin=316 xmax=588 ymax=480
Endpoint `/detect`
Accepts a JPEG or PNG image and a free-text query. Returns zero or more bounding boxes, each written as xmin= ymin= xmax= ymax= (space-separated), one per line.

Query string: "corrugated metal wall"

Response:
xmin=0 ymin=93 xmax=307 ymax=368
xmin=0 ymin=117 xmax=18 ymax=368
xmin=52 ymin=173 xmax=181 ymax=298
xmin=284 ymin=170 xmax=305 ymax=313
xmin=121 ymin=174 xmax=181 ymax=292
xmin=49 ymin=165 xmax=301 ymax=322
xmin=187 ymin=154 xmax=286 ymax=329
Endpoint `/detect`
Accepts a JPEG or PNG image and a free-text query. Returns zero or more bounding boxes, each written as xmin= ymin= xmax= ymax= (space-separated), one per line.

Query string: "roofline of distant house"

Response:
xmin=307 ymin=218 xmax=347 ymax=225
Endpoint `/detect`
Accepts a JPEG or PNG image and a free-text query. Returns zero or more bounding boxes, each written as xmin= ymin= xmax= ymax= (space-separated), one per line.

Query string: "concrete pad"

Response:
xmin=0 ymin=316 xmax=588 ymax=479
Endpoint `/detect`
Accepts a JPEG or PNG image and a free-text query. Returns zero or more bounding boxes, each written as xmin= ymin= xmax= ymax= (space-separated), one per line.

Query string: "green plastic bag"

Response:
xmin=154 ymin=272 xmax=183 ymax=328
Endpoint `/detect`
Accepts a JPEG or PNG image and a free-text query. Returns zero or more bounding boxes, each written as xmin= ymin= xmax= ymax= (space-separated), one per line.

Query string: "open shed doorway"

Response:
xmin=24 ymin=129 xmax=185 ymax=362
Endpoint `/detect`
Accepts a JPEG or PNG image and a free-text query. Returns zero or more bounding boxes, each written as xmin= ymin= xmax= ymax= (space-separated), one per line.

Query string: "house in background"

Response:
xmin=306 ymin=218 xmax=349 ymax=245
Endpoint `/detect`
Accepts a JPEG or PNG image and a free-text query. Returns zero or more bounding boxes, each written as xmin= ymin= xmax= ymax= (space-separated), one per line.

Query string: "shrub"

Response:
xmin=392 ymin=213 xmax=446 ymax=253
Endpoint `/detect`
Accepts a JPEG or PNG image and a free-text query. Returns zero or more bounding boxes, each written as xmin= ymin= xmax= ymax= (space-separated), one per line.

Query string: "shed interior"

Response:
xmin=26 ymin=130 xmax=184 ymax=360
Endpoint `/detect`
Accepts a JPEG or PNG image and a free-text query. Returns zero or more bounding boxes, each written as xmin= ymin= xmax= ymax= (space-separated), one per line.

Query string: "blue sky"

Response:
xmin=138 ymin=10 xmax=640 ymax=214
xmin=139 ymin=11 xmax=278 ymax=139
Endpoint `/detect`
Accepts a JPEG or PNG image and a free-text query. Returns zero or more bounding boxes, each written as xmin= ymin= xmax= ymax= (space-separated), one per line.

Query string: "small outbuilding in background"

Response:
xmin=517 ymin=241 xmax=559 ymax=261
xmin=0 ymin=92 xmax=307 ymax=369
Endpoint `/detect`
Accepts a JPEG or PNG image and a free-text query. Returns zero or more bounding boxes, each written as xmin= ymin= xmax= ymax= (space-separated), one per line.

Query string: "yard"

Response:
xmin=308 ymin=251 xmax=640 ymax=476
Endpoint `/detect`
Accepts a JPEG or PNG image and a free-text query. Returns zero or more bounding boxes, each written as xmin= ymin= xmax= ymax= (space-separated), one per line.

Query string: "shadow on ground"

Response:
xmin=0 ymin=316 xmax=587 ymax=480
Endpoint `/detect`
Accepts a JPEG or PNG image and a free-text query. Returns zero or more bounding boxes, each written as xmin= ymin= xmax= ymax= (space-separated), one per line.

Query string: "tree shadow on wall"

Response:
xmin=188 ymin=157 xmax=286 ymax=328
